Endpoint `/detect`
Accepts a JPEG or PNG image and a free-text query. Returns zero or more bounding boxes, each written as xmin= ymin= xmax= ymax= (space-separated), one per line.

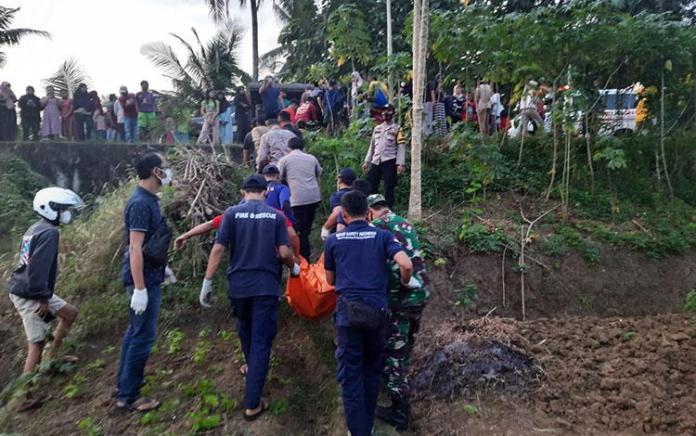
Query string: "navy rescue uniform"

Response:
xmin=216 ymin=200 xmax=289 ymax=410
xmin=324 ymin=220 xmax=405 ymax=436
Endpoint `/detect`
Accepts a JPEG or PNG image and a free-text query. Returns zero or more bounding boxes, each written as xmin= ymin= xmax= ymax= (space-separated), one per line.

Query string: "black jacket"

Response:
xmin=6 ymin=219 xmax=59 ymax=300
xmin=18 ymin=94 xmax=42 ymax=120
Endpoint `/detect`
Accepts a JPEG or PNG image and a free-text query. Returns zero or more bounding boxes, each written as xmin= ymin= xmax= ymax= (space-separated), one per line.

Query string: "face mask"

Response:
xmin=59 ymin=210 xmax=72 ymax=225
xmin=158 ymin=168 xmax=173 ymax=186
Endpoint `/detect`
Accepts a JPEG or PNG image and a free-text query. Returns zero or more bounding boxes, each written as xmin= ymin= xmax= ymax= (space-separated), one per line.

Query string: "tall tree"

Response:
xmin=141 ymin=21 xmax=247 ymax=98
xmin=204 ymin=0 xmax=262 ymax=81
xmin=0 ymin=6 xmax=50 ymax=67
xmin=42 ymin=58 xmax=90 ymax=95
xmin=409 ymin=0 xmax=429 ymax=221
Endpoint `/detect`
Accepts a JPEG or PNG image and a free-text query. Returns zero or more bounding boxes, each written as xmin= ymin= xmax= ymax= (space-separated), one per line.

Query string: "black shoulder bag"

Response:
xmin=143 ymin=220 xmax=172 ymax=267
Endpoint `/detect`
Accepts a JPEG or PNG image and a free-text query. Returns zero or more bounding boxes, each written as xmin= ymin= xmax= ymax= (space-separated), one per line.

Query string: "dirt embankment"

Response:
xmin=410 ymin=314 xmax=696 ymax=436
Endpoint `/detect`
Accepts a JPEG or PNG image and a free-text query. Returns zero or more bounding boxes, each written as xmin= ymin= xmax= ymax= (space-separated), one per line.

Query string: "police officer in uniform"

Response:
xmin=362 ymin=105 xmax=406 ymax=208
xmin=200 ymin=174 xmax=299 ymax=421
xmin=324 ymin=190 xmax=413 ymax=436
xmin=368 ymin=194 xmax=429 ymax=431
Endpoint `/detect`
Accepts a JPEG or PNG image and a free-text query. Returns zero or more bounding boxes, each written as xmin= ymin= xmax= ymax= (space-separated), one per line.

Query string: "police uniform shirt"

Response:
xmin=324 ymin=220 xmax=404 ymax=325
xmin=122 ymin=186 xmax=166 ymax=287
xmin=216 ymin=200 xmax=289 ymax=298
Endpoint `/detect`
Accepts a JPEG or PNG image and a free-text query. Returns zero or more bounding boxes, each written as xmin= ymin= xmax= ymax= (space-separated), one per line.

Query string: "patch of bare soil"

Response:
xmin=411 ymin=314 xmax=696 ymax=435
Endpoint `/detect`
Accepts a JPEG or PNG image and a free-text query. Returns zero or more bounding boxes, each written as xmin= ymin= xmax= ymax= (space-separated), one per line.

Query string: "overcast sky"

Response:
xmin=1 ymin=0 xmax=282 ymax=94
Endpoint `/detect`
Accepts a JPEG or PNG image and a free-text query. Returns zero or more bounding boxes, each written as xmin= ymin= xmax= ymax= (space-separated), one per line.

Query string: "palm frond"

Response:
xmin=42 ymin=57 xmax=90 ymax=95
xmin=204 ymin=0 xmax=230 ymax=23
xmin=140 ymin=43 xmax=191 ymax=83
xmin=0 ymin=28 xmax=50 ymax=46
xmin=272 ymin=0 xmax=291 ymax=22
xmin=0 ymin=7 xmax=19 ymax=31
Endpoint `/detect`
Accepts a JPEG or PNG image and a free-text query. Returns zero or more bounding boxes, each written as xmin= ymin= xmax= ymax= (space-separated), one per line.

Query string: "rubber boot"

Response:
xmin=375 ymin=398 xmax=410 ymax=432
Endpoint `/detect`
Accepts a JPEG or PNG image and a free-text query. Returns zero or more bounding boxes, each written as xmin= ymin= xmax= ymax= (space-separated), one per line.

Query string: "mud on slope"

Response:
xmin=410 ymin=314 xmax=696 ymax=436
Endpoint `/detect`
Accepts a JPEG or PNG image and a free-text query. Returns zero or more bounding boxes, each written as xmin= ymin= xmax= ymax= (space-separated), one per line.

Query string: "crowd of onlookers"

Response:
xmin=0 ymin=71 xmax=548 ymax=145
xmin=0 ymin=80 xmax=163 ymax=143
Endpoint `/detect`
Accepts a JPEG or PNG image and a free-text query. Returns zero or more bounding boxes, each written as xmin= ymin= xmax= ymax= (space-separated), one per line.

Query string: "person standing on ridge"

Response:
xmin=136 ymin=80 xmax=157 ymax=142
xmin=18 ymin=86 xmax=42 ymax=141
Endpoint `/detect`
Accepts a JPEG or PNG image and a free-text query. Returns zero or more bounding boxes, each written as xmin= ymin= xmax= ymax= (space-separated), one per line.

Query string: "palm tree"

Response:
xmin=204 ymin=0 xmax=263 ymax=81
xmin=0 ymin=6 xmax=50 ymax=67
xmin=141 ymin=21 xmax=247 ymax=99
xmin=42 ymin=58 xmax=90 ymax=95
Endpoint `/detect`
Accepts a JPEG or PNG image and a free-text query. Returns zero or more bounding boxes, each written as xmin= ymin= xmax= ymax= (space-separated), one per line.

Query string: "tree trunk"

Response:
xmin=386 ymin=0 xmax=393 ymax=101
xmin=251 ymin=0 xmax=259 ymax=81
xmin=409 ymin=0 xmax=428 ymax=221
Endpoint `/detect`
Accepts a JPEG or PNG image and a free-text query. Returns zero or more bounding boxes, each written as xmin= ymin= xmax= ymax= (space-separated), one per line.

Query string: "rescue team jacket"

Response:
xmin=6 ymin=219 xmax=59 ymax=300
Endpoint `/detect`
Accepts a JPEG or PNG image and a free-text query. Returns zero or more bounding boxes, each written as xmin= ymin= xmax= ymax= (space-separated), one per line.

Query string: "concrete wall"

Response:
xmin=0 ymin=142 xmax=243 ymax=195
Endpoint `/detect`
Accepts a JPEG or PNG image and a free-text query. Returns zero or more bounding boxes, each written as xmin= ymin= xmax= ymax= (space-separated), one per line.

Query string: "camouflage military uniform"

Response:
xmin=371 ymin=211 xmax=429 ymax=400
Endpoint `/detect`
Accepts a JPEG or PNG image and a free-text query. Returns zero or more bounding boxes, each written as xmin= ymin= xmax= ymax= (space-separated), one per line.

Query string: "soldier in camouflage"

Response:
xmin=367 ymin=194 xmax=429 ymax=432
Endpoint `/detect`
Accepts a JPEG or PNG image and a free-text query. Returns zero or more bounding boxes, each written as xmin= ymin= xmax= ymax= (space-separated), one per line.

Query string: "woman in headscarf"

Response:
xmin=0 ymin=81 xmax=18 ymax=141
xmin=233 ymin=85 xmax=251 ymax=143
xmin=216 ymin=91 xmax=233 ymax=146
xmin=41 ymin=86 xmax=62 ymax=140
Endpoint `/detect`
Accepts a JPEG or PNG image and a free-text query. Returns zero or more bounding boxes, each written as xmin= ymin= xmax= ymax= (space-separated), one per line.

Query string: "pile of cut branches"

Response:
xmin=168 ymin=146 xmax=246 ymax=229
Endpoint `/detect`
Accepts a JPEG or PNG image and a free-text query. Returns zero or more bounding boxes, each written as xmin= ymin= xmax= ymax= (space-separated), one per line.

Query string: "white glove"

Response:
xmin=164 ymin=266 xmax=177 ymax=285
xmin=200 ymin=279 xmax=213 ymax=308
xmin=291 ymin=263 xmax=301 ymax=277
xmin=130 ymin=288 xmax=148 ymax=315
xmin=401 ymin=276 xmax=421 ymax=289
xmin=320 ymin=227 xmax=330 ymax=241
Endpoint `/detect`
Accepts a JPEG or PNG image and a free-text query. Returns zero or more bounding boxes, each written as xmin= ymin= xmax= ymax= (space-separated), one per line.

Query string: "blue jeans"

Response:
xmin=230 ymin=296 xmax=279 ymax=409
xmin=336 ymin=324 xmax=387 ymax=436
xmin=116 ymin=285 xmax=161 ymax=403
xmin=124 ymin=117 xmax=138 ymax=143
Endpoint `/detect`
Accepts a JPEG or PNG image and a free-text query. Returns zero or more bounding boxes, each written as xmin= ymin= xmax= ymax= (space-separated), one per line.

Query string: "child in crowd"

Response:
xmin=93 ymin=106 xmax=107 ymax=140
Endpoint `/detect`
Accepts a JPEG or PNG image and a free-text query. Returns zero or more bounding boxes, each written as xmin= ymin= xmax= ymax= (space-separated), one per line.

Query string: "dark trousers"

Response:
xmin=336 ymin=324 xmax=387 ymax=436
xmin=21 ymin=117 xmax=39 ymax=140
xmin=231 ymin=296 xmax=279 ymax=409
xmin=235 ymin=115 xmax=250 ymax=143
xmin=0 ymin=108 xmax=17 ymax=141
xmin=367 ymin=159 xmax=398 ymax=208
xmin=117 ymin=285 xmax=161 ymax=403
xmin=75 ymin=113 xmax=92 ymax=141
xmin=292 ymin=202 xmax=319 ymax=260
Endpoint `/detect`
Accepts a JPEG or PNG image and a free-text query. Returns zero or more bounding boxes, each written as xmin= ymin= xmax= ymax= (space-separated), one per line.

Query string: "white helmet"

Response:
xmin=33 ymin=187 xmax=84 ymax=222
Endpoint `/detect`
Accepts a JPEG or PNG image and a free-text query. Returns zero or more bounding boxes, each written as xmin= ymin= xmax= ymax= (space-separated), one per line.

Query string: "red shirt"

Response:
xmin=295 ymin=102 xmax=317 ymax=123
xmin=212 ymin=211 xmax=293 ymax=229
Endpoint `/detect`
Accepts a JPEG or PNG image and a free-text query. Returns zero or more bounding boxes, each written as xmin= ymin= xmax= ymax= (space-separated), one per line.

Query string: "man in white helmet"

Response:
xmin=6 ymin=187 xmax=83 ymax=376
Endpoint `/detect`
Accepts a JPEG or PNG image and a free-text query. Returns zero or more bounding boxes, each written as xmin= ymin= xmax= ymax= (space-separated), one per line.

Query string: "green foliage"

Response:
xmin=459 ymin=223 xmax=508 ymax=254
xmin=621 ymin=331 xmax=637 ymax=342
xmin=684 ymin=290 xmax=696 ymax=313
xmin=77 ymin=417 xmax=102 ymax=436
xmin=166 ymin=329 xmax=185 ymax=355
xmin=192 ymin=340 xmax=211 ymax=364
xmin=180 ymin=378 xmax=233 ymax=433
xmin=593 ymin=138 xmax=628 ymax=171
xmin=188 ymin=409 xmax=221 ymax=433
xmin=270 ymin=398 xmax=290 ymax=416
xmin=0 ymin=154 xmax=46 ymax=252
xmin=64 ymin=375 xmax=87 ymax=399
xmin=541 ymin=234 xmax=570 ymax=256
xmin=327 ymin=4 xmax=372 ymax=70
xmin=454 ymin=283 xmax=478 ymax=309
xmin=463 ymin=404 xmax=479 ymax=416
